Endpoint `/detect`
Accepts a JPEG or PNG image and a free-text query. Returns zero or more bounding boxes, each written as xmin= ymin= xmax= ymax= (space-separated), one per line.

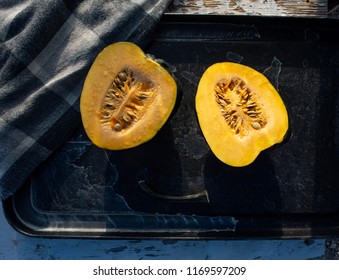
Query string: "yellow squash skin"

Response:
xmin=80 ymin=42 xmax=177 ymax=150
xmin=195 ymin=62 xmax=288 ymax=167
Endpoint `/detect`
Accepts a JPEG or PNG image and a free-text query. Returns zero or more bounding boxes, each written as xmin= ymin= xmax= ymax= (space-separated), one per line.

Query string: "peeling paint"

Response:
xmin=168 ymin=0 xmax=327 ymax=17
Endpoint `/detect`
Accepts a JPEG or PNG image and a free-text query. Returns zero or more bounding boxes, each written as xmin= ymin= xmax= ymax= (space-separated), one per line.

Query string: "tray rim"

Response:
xmin=3 ymin=192 xmax=339 ymax=239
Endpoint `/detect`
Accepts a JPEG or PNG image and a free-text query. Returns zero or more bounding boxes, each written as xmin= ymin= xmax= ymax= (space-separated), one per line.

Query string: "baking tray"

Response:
xmin=3 ymin=15 xmax=339 ymax=239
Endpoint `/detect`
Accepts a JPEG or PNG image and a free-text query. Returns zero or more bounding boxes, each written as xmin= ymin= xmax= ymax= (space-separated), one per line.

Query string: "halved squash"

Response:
xmin=196 ymin=62 xmax=288 ymax=167
xmin=80 ymin=42 xmax=177 ymax=150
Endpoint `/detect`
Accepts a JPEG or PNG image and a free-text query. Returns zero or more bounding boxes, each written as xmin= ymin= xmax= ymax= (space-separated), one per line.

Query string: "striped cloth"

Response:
xmin=0 ymin=0 xmax=172 ymax=200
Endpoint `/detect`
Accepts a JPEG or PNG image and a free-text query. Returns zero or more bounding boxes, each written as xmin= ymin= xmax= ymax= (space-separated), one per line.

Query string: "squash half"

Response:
xmin=196 ymin=62 xmax=288 ymax=167
xmin=80 ymin=42 xmax=177 ymax=150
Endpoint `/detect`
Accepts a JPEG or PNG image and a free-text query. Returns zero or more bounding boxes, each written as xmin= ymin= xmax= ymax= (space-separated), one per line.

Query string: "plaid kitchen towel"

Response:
xmin=0 ymin=0 xmax=172 ymax=200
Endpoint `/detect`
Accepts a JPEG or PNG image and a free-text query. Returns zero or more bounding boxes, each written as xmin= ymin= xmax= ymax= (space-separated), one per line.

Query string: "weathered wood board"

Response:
xmin=167 ymin=0 xmax=331 ymax=18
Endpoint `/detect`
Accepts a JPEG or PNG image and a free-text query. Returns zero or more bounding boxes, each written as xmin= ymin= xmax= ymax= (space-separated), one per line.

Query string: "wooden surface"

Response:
xmin=167 ymin=0 xmax=334 ymax=17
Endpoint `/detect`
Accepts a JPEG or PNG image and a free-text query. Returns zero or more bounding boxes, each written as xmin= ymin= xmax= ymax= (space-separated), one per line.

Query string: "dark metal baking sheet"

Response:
xmin=3 ymin=15 xmax=339 ymax=239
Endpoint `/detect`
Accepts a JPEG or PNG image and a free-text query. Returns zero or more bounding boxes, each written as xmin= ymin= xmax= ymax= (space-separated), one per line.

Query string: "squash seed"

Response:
xmin=214 ymin=76 xmax=267 ymax=137
xmin=100 ymin=69 xmax=156 ymax=131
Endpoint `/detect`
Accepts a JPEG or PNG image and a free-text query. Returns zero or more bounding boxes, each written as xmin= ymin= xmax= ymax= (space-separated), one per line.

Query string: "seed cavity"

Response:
xmin=100 ymin=69 xmax=156 ymax=132
xmin=215 ymin=76 xmax=267 ymax=137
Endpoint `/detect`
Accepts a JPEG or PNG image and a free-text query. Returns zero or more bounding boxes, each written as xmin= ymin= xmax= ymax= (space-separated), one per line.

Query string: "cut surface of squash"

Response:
xmin=80 ymin=42 xmax=177 ymax=150
xmin=195 ymin=62 xmax=289 ymax=167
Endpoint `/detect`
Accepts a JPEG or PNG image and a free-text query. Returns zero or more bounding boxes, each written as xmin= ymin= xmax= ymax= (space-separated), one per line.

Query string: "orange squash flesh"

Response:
xmin=195 ymin=62 xmax=289 ymax=167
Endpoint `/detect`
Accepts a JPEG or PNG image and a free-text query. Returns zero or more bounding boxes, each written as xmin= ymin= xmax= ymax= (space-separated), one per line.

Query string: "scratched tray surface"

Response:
xmin=4 ymin=16 xmax=339 ymax=238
